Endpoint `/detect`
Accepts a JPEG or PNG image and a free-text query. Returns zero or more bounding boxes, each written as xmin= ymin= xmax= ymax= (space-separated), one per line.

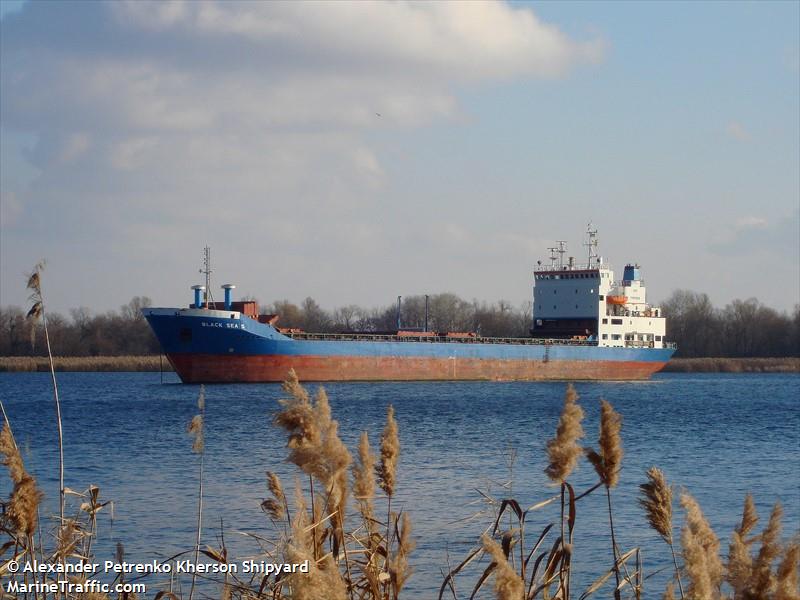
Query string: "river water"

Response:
xmin=1 ymin=372 xmax=797 ymax=598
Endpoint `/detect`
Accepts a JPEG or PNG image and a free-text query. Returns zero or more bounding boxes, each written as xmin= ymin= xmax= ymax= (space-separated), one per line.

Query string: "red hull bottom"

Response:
xmin=167 ymin=354 xmax=668 ymax=383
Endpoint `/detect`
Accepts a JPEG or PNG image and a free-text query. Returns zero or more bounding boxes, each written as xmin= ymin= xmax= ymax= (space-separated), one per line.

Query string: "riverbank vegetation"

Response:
xmin=1 ymin=355 xmax=799 ymax=373
xmin=1 ymin=371 xmax=798 ymax=599
xmin=1 ymin=290 xmax=797 ymax=359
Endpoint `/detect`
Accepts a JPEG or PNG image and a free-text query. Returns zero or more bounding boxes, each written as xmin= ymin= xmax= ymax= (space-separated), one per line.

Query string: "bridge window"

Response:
xmin=611 ymin=318 xmax=623 ymax=325
xmin=602 ymin=318 xmax=608 ymax=324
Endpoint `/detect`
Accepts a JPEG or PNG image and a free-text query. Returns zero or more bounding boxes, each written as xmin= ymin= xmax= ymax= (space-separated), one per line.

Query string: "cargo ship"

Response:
xmin=143 ymin=228 xmax=675 ymax=383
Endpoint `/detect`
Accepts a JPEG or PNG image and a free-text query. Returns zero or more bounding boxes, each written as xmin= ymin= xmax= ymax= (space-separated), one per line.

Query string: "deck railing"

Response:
xmin=284 ymin=332 xmax=598 ymax=346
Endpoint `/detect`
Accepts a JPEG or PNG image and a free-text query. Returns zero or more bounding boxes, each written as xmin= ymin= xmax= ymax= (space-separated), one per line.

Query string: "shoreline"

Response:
xmin=0 ymin=355 xmax=797 ymax=373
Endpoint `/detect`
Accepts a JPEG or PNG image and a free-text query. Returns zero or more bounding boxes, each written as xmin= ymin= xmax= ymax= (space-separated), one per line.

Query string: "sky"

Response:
xmin=1 ymin=0 xmax=798 ymax=316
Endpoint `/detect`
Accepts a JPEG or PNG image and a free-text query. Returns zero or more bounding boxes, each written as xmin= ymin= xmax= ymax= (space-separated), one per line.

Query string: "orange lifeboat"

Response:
xmin=606 ymin=295 xmax=628 ymax=305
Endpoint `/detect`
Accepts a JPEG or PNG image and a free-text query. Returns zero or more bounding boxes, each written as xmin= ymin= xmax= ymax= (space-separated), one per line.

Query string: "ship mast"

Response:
xmin=200 ymin=246 xmax=214 ymax=308
xmin=584 ymin=222 xmax=599 ymax=267
xmin=556 ymin=241 xmax=567 ymax=269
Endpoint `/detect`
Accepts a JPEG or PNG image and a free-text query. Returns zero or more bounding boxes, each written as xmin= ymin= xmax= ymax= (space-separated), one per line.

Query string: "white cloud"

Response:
xmin=709 ymin=212 xmax=798 ymax=257
xmin=0 ymin=1 xmax=604 ymax=311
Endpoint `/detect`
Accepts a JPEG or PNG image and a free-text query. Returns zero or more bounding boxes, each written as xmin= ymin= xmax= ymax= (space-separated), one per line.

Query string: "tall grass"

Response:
xmin=0 ymin=355 xmax=171 ymax=372
xmin=663 ymin=358 xmax=800 ymax=373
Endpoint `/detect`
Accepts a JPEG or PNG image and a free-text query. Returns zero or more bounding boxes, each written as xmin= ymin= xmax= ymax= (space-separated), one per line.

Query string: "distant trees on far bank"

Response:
xmin=661 ymin=290 xmax=799 ymax=358
xmin=0 ymin=297 xmax=161 ymax=357
xmin=0 ymin=291 xmax=797 ymax=358
xmin=263 ymin=293 xmax=532 ymax=339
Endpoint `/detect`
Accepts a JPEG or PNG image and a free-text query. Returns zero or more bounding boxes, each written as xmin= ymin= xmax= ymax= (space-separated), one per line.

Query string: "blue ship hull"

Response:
xmin=143 ymin=308 xmax=674 ymax=383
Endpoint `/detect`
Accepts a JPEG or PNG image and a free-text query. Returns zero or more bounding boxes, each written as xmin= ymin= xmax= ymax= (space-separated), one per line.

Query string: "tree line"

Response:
xmin=0 ymin=291 xmax=797 ymax=358
xmin=660 ymin=290 xmax=799 ymax=358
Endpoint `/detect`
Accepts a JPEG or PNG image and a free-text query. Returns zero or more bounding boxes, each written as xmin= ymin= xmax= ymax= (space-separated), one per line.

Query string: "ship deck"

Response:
xmin=284 ymin=332 xmax=596 ymax=345
xmin=283 ymin=331 xmax=676 ymax=350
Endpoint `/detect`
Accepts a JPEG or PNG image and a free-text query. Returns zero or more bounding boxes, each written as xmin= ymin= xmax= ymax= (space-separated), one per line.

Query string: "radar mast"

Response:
xmin=584 ymin=223 xmax=599 ymax=267
xmin=200 ymin=246 xmax=214 ymax=308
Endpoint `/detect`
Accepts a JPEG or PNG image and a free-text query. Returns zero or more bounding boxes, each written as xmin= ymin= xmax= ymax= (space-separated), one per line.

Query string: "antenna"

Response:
xmin=200 ymin=246 xmax=214 ymax=308
xmin=547 ymin=247 xmax=558 ymax=268
xmin=584 ymin=222 xmax=599 ymax=267
xmin=556 ymin=241 xmax=567 ymax=269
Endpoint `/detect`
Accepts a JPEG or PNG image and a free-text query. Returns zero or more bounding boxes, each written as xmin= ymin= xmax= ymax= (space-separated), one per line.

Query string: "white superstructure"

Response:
xmin=532 ymin=226 xmax=667 ymax=349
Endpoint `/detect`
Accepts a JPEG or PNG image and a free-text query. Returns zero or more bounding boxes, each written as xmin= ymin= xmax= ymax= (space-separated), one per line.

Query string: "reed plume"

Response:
xmin=640 ymin=467 xmax=684 ymax=597
xmin=544 ymin=384 xmax=584 ymax=483
xmin=353 ymin=431 xmax=376 ymax=515
xmin=748 ymin=501 xmax=783 ymax=595
xmin=25 ymin=261 xmax=65 ymax=536
xmin=662 ymin=582 xmax=676 ymax=600
xmin=389 ymin=512 xmax=415 ymax=597
xmin=482 ymin=534 xmax=524 ymax=600
xmin=275 ymin=377 xmax=352 ymax=489
xmin=275 ymin=376 xmax=352 ymax=562
xmin=187 ymin=414 xmax=204 ymax=453
xmin=186 ymin=385 xmax=205 ymax=454
xmin=0 ymin=422 xmax=42 ymax=539
xmin=377 ymin=405 xmax=399 ymax=498
xmin=187 ymin=385 xmax=206 ymax=600
xmin=739 ymin=493 xmax=759 ymax=538
xmin=728 ymin=494 xmax=760 ymax=596
xmin=728 ymin=530 xmax=753 ymax=596
xmin=585 ymin=399 xmax=623 ymax=488
xmin=585 ymin=399 xmax=624 ymax=598
xmin=775 ymin=542 xmax=799 ymax=600
xmin=639 ymin=467 xmax=673 ymax=543
xmin=262 ymin=471 xmax=287 ymax=521
xmin=285 ymin=481 xmax=348 ymax=600
xmin=680 ymin=493 xmax=723 ymax=599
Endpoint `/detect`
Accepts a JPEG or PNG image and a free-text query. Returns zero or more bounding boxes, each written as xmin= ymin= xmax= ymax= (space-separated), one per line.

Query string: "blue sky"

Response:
xmin=1 ymin=1 xmax=798 ymax=315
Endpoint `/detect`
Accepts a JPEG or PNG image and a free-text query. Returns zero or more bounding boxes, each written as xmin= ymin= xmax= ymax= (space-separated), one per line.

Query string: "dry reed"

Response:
xmin=353 ymin=430 xmax=377 ymax=528
xmin=585 ymin=399 xmax=625 ymax=598
xmin=680 ymin=493 xmax=723 ymax=599
xmin=640 ymin=467 xmax=684 ymax=597
xmin=275 ymin=372 xmax=352 ymax=493
xmin=662 ymin=582 xmax=676 ymax=600
xmin=389 ymin=512 xmax=415 ymax=597
xmin=585 ymin=400 xmax=624 ymax=489
xmin=0 ymin=423 xmax=42 ymax=538
xmin=377 ymin=405 xmax=399 ymax=498
xmin=739 ymin=493 xmax=760 ymax=537
xmin=639 ymin=467 xmax=673 ymax=543
xmin=544 ymin=383 xmax=584 ymax=483
xmin=748 ymin=502 xmax=784 ymax=595
xmin=187 ymin=385 xmax=206 ymax=600
xmin=482 ymin=534 xmax=525 ymax=600
xmin=776 ymin=542 xmax=800 ymax=600
xmin=284 ymin=479 xmax=348 ymax=600
xmin=663 ymin=357 xmax=800 ymax=373
xmin=728 ymin=494 xmax=759 ymax=595
xmin=25 ymin=261 xmax=66 ymax=546
xmin=0 ymin=355 xmax=172 ymax=372
xmin=263 ymin=471 xmax=288 ymax=520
